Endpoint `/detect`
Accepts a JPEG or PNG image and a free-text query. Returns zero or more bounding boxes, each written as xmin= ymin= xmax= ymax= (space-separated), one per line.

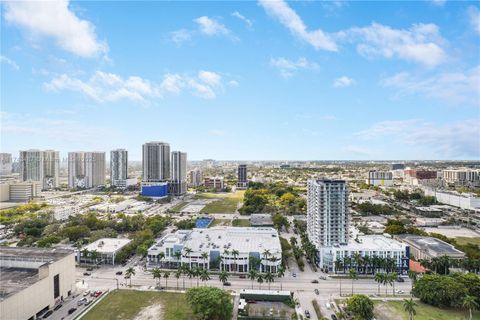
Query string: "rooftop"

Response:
xmin=0 ymin=247 xmax=73 ymax=263
xmin=81 ymin=238 xmax=131 ymax=254
xmin=396 ymin=234 xmax=465 ymax=258
xmin=336 ymin=234 xmax=406 ymax=251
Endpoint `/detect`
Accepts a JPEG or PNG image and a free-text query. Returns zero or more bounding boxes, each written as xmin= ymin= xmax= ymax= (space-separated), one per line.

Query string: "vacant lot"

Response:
xmin=200 ymin=191 xmax=244 ymax=214
xmin=373 ymin=300 xmax=480 ymax=320
xmin=83 ymin=290 xmax=193 ymax=320
xmin=455 ymin=236 xmax=480 ymax=246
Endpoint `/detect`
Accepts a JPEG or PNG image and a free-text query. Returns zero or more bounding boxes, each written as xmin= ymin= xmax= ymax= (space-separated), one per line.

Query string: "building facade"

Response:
xmin=9 ymin=181 xmax=42 ymax=202
xmin=307 ymin=179 xmax=349 ymax=249
xmin=204 ymin=176 xmax=224 ymax=191
xmin=188 ymin=169 xmax=203 ymax=187
xmin=142 ymin=141 xmax=170 ymax=182
xmin=170 ymin=151 xmax=187 ymax=196
xmin=237 ymin=164 xmax=248 ymax=189
xmin=0 ymin=153 xmax=12 ymax=176
xmin=141 ymin=182 xmax=169 ymax=198
xmin=442 ymin=169 xmax=480 ymax=187
xmin=68 ymin=152 xmax=106 ymax=189
xmin=147 ymin=227 xmax=282 ymax=273
xmin=77 ymin=238 xmax=132 ymax=265
xmin=110 ymin=149 xmax=128 ymax=187
xmin=366 ymin=171 xmax=393 ymax=187
xmin=19 ymin=150 xmax=59 ymax=190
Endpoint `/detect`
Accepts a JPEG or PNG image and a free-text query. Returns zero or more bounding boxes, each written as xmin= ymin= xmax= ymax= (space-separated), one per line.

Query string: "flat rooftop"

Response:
xmin=0 ymin=247 xmax=73 ymax=262
xmin=336 ymin=235 xmax=406 ymax=251
xmin=81 ymin=238 xmax=131 ymax=254
xmin=0 ymin=267 xmax=39 ymax=300
xmin=396 ymin=234 xmax=465 ymax=257
xmin=250 ymin=214 xmax=273 ymax=225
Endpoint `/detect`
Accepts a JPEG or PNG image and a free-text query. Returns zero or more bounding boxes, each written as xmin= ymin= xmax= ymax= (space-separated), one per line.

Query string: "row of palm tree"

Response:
xmin=335 ymin=254 xmax=401 ymax=275
xmin=373 ymin=271 xmax=399 ymax=296
xmin=418 ymin=255 xmax=480 ymax=275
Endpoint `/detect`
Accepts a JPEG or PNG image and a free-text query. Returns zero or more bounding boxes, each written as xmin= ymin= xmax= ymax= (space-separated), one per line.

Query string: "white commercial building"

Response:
xmin=307 ymin=179 xmax=349 ymax=249
xmin=77 ymin=238 xmax=131 ymax=265
xmin=68 ymin=151 xmax=106 ymax=189
xmin=0 ymin=247 xmax=76 ymax=320
xmin=366 ymin=171 xmax=393 ymax=187
xmin=9 ymin=181 xmax=42 ymax=202
xmin=423 ymin=187 xmax=480 ymax=210
xmin=319 ymin=234 xmax=409 ymax=275
xmin=147 ymin=227 xmax=282 ymax=273
xmin=19 ymin=150 xmax=60 ymax=190
xmin=110 ymin=149 xmax=128 ymax=188
xmin=170 ymin=151 xmax=187 ymax=196
xmin=442 ymin=169 xmax=480 ymax=187
xmin=142 ymin=141 xmax=170 ymax=182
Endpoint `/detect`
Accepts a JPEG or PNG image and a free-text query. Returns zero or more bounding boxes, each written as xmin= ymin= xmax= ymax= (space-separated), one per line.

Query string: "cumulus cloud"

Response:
xmin=194 ymin=16 xmax=230 ymax=36
xmin=333 ymin=76 xmax=356 ymax=87
xmin=0 ymin=55 xmax=19 ymax=70
xmin=4 ymin=0 xmax=108 ymax=58
xmin=356 ymin=119 xmax=480 ymax=158
xmin=467 ymin=6 xmax=480 ymax=34
xmin=270 ymin=57 xmax=319 ymax=78
xmin=170 ymin=29 xmax=193 ymax=45
xmin=381 ymin=66 xmax=480 ymax=106
xmin=232 ymin=11 xmax=253 ymax=29
xmin=337 ymin=22 xmax=447 ymax=67
xmin=258 ymin=0 xmax=337 ymax=51
xmin=44 ymin=70 xmax=233 ymax=102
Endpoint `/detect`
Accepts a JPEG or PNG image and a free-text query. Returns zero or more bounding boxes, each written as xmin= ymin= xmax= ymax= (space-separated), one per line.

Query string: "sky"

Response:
xmin=1 ymin=0 xmax=479 ymax=161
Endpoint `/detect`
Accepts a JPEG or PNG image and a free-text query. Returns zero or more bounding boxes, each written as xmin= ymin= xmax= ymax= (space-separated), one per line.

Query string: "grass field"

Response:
xmin=170 ymin=201 xmax=188 ymax=213
xmin=200 ymin=191 xmax=244 ymax=214
xmin=83 ymin=290 xmax=194 ymax=320
xmin=232 ymin=219 xmax=251 ymax=227
xmin=455 ymin=236 xmax=480 ymax=246
xmin=210 ymin=219 xmax=231 ymax=227
xmin=373 ymin=300 xmax=480 ymax=320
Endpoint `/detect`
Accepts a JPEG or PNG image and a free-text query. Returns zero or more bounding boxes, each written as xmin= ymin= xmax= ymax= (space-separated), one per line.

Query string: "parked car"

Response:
xmin=94 ymin=290 xmax=103 ymax=297
xmin=68 ymin=308 xmax=77 ymax=315
xmin=397 ymin=277 xmax=405 ymax=282
xmin=304 ymin=310 xmax=311 ymax=318
xmin=292 ymin=273 xmax=297 ymax=277
xmin=116 ymin=271 xmax=123 ymax=275
xmin=331 ymin=314 xmax=338 ymax=320
xmin=246 ymin=300 xmax=256 ymax=304
xmin=83 ymin=272 xmax=91 ymax=276
xmin=311 ymin=280 xmax=319 ymax=284
xmin=83 ymin=290 xmax=91 ymax=296
xmin=54 ymin=304 xmax=62 ymax=311
xmin=42 ymin=310 xmax=53 ymax=319
xmin=314 ymin=289 xmax=319 ymax=295
xmin=239 ymin=275 xmax=246 ymax=279
xmin=86 ymin=267 xmax=94 ymax=271
xmin=85 ymin=299 xmax=92 ymax=306
xmin=223 ymin=282 xmax=231 ymax=286
xmin=78 ymin=298 xmax=87 ymax=306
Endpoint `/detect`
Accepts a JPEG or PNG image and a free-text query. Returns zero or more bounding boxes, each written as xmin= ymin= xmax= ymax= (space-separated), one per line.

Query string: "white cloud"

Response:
xmin=208 ymin=129 xmax=225 ymax=136
xmin=228 ymin=80 xmax=239 ymax=87
xmin=338 ymin=22 xmax=447 ymax=67
xmin=4 ymin=0 xmax=108 ymax=58
xmin=467 ymin=6 xmax=480 ymax=34
xmin=431 ymin=0 xmax=446 ymax=6
xmin=356 ymin=119 xmax=480 ymax=158
xmin=232 ymin=11 xmax=253 ymax=29
xmin=258 ymin=0 xmax=337 ymax=51
xmin=333 ymin=76 xmax=356 ymax=87
xmin=170 ymin=29 xmax=193 ymax=45
xmin=44 ymin=70 xmax=234 ymax=102
xmin=0 ymin=55 xmax=19 ymax=70
xmin=270 ymin=57 xmax=319 ymax=78
xmin=194 ymin=16 xmax=230 ymax=36
xmin=381 ymin=66 xmax=480 ymax=106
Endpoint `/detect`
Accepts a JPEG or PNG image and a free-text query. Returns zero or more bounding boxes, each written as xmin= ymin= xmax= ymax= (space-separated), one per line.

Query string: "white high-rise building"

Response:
xmin=307 ymin=179 xmax=349 ymax=250
xmin=68 ymin=152 xmax=105 ymax=189
xmin=142 ymin=142 xmax=170 ymax=182
xmin=110 ymin=149 xmax=128 ymax=187
xmin=170 ymin=151 xmax=187 ymax=195
xmin=19 ymin=150 xmax=59 ymax=190
xmin=0 ymin=153 xmax=13 ymax=176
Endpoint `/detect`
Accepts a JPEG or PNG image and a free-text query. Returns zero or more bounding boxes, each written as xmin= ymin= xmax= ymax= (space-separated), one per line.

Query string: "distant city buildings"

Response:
xmin=68 ymin=151 xmax=106 ymax=189
xmin=19 ymin=150 xmax=59 ymax=190
xmin=391 ymin=163 xmax=405 ymax=170
xmin=307 ymin=179 xmax=349 ymax=249
xmin=188 ymin=168 xmax=203 ymax=187
xmin=0 ymin=153 xmax=12 ymax=175
xmin=1 ymin=181 xmax=42 ymax=202
xmin=142 ymin=141 xmax=170 ymax=182
xmin=110 ymin=149 xmax=134 ymax=188
xmin=441 ymin=169 xmax=480 ymax=187
xmin=366 ymin=170 xmax=393 ymax=187
xmin=170 ymin=151 xmax=187 ymax=196
xmin=237 ymin=164 xmax=248 ymax=189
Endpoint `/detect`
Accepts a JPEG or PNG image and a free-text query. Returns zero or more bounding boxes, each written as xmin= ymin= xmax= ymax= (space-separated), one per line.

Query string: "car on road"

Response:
xmin=54 ymin=304 xmax=62 ymax=311
xmin=83 ymin=272 xmax=91 ymax=276
xmin=246 ymin=300 xmax=256 ymax=304
xmin=42 ymin=310 xmax=53 ymax=318
xmin=116 ymin=271 xmax=123 ymax=275
xmin=331 ymin=314 xmax=338 ymax=320
xmin=83 ymin=290 xmax=91 ymax=296
xmin=68 ymin=308 xmax=77 ymax=315
xmin=311 ymin=280 xmax=319 ymax=283
xmin=314 ymin=289 xmax=319 ymax=295
xmin=223 ymin=282 xmax=231 ymax=286
xmin=397 ymin=277 xmax=405 ymax=282
xmin=94 ymin=290 xmax=103 ymax=297
xmin=304 ymin=310 xmax=311 ymax=318
xmin=78 ymin=298 xmax=87 ymax=306
xmin=396 ymin=290 xmax=405 ymax=294
xmin=85 ymin=299 xmax=92 ymax=306
xmin=292 ymin=273 xmax=297 ymax=277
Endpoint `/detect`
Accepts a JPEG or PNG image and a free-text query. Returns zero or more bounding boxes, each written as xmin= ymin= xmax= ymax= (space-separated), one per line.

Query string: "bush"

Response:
xmin=412 ymin=273 xmax=471 ymax=308
xmin=186 ymin=287 xmax=233 ymax=320
xmin=345 ymin=294 xmax=374 ymax=320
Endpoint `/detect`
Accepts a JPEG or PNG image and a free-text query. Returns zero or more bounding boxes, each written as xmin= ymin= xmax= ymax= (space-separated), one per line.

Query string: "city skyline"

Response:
xmin=1 ymin=1 xmax=479 ymax=160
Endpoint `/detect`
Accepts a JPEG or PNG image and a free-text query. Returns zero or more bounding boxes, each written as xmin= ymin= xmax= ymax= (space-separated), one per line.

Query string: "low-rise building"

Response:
xmin=9 ymin=181 xmax=41 ymax=202
xmin=422 ymin=187 xmax=480 ymax=210
xmin=147 ymin=227 xmax=282 ymax=273
xmin=415 ymin=206 xmax=443 ymax=218
xmin=141 ymin=182 xmax=169 ymax=198
xmin=395 ymin=234 xmax=465 ymax=260
xmin=366 ymin=171 xmax=393 ymax=187
xmin=203 ymin=176 xmax=224 ymax=191
xmin=77 ymin=238 xmax=132 ymax=265
xmin=249 ymin=214 xmax=274 ymax=227
xmin=0 ymin=247 xmax=75 ymax=320
xmin=318 ymin=234 xmax=410 ymax=275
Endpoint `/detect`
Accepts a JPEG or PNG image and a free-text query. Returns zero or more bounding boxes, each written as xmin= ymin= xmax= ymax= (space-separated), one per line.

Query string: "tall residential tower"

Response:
xmin=68 ymin=152 xmax=106 ymax=189
xmin=237 ymin=164 xmax=248 ymax=189
xmin=110 ymin=149 xmax=128 ymax=187
xmin=19 ymin=150 xmax=59 ymax=189
xmin=170 ymin=151 xmax=187 ymax=195
xmin=142 ymin=142 xmax=170 ymax=182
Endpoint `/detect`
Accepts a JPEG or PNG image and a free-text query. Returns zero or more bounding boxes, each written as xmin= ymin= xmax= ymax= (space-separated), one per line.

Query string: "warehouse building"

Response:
xmin=0 ymin=247 xmax=75 ymax=320
xmin=395 ymin=234 xmax=465 ymax=260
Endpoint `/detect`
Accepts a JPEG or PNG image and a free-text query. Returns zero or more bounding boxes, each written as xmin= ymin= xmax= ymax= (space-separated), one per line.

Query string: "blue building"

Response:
xmin=141 ymin=182 xmax=169 ymax=198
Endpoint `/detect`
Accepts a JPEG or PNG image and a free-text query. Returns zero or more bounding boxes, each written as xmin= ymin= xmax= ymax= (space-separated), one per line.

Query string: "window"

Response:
xmin=53 ymin=274 xmax=60 ymax=299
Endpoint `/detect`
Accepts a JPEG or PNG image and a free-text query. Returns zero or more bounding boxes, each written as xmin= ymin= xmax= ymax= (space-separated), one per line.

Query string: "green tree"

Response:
xmin=403 ymin=298 xmax=417 ymax=320
xmin=219 ymin=270 xmax=229 ymax=285
xmin=349 ymin=268 xmax=358 ymax=295
xmin=346 ymin=294 xmax=374 ymax=320
xmin=248 ymin=269 xmax=257 ymax=289
xmin=407 ymin=270 xmax=418 ymax=295
xmin=374 ymin=272 xmax=384 ymax=296
xmin=186 ymin=287 xmax=233 ymax=320
xmin=125 ymin=267 xmax=135 ymax=287
xmin=463 ymin=295 xmax=479 ymax=320
xmin=175 ymin=268 xmax=182 ymax=290
xmin=277 ymin=266 xmax=285 ymax=290
xmin=257 ymin=274 xmax=264 ymax=289
xmin=200 ymin=269 xmax=211 ymax=286
xmin=264 ymin=271 xmax=275 ymax=290
xmin=152 ymin=267 xmax=162 ymax=286
xmin=163 ymin=271 xmax=170 ymax=288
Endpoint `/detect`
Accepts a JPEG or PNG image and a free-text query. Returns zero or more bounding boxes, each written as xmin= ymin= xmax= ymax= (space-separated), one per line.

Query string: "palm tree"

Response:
xmin=184 ymin=247 xmax=193 ymax=268
xmin=152 ymin=267 xmax=162 ymax=286
xmin=390 ymin=272 xmax=398 ymax=296
xmin=187 ymin=267 xmax=194 ymax=288
xmin=201 ymin=252 xmax=209 ymax=270
xmin=200 ymin=269 xmax=211 ymax=285
xmin=257 ymin=274 xmax=264 ymax=289
xmin=222 ymin=249 xmax=230 ymax=271
xmin=231 ymin=249 xmax=240 ymax=272
xmin=181 ymin=265 xmax=189 ymax=289
xmin=290 ymin=236 xmax=297 ymax=247
xmin=403 ymin=298 xmax=417 ymax=320
xmin=407 ymin=270 xmax=417 ymax=295
xmin=174 ymin=251 xmax=182 ymax=267
xmin=90 ymin=250 xmax=98 ymax=265
xmin=158 ymin=252 xmax=165 ymax=268
xmin=248 ymin=269 xmax=257 ymax=289
xmin=334 ymin=258 xmax=343 ymax=274
xmin=194 ymin=267 xmax=201 ymax=287
xmin=81 ymin=248 xmax=89 ymax=266
xmin=277 ymin=266 xmax=285 ymax=290
xmin=463 ymin=295 xmax=479 ymax=320
xmin=163 ymin=271 xmax=170 ymax=289
xmin=174 ymin=268 xmax=182 ymax=290
xmin=349 ymin=268 xmax=358 ymax=296
xmin=264 ymin=272 xmax=274 ymax=290
xmin=262 ymin=249 xmax=271 ymax=272
xmin=374 ymin=272 xmax=384 ymax=296
xmin=125 ymin=267 xmax=135 ymax=287
xmin=219 ymin=270 xmax=229 ymax=285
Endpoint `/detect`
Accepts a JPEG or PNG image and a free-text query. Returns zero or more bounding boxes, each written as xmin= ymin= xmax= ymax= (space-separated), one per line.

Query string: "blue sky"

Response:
xmin=1 ymin=0 xmax=479 ymax=160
